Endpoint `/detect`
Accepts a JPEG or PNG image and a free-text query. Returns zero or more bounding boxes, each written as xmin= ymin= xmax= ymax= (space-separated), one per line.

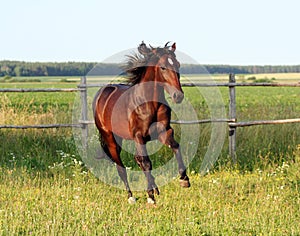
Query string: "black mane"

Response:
xmin=122 ymin=42 xmax=175 ymax=85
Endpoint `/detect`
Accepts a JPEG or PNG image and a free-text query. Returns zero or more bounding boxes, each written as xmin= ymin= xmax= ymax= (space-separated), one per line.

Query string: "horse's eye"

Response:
xmin=161 ymin=67 xmax=166 ymax=70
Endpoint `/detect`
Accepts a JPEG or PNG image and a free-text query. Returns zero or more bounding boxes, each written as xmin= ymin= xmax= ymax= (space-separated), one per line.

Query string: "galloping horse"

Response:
xmin=93 ymin=41 xmax=190 ymax=204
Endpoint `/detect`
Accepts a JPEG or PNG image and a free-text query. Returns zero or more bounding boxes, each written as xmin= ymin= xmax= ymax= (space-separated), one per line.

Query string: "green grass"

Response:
xmin=1 ymin=145 xmax=300 ymax=235
xmin=0 ymin=76 xmax=300 ymax=235
xmin=183 ymin=85 xmax=300 ymax=172
xmin=184 ymin=72 xmax=300 ymax=83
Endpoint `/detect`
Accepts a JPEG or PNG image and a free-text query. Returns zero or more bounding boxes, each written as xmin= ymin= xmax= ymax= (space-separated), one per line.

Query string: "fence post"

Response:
xmin=229 ymin=73 xmax=237 ymax=164
xmin=80 ymin=76 xmax=88 ymax=152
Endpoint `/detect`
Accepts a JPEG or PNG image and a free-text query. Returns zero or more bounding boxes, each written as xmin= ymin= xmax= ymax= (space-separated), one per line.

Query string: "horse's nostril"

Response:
xmin=172 ymin=92 xmax=184 ymax=103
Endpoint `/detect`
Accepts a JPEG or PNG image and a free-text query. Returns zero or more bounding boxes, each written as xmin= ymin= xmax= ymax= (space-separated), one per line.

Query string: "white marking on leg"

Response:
xmin=147 ymin=197 xmax=155 ymax=204
xmin=128 ymin=196 xmax=136 ymax=204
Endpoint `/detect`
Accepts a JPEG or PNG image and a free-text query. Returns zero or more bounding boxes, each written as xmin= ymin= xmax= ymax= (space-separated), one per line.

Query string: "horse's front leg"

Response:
xmin=134 ymin=133 xmax=159 ymax=204
xmin=158 ymin=128 xmax=190 ymax=188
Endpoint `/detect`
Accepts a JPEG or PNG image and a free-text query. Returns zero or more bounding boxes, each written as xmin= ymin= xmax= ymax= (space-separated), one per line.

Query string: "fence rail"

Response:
xmin=0 ymin=88 xmax=82 ymax=92
xmin=0 ymin=124 xmax=82 ymax=129
xmin=1 ymin=75 xmax=300 ymax=162
xmin=229 ymin=118 xmax=300 ymax=128
xmin=78 ymin=82 xmax=300 ymax=88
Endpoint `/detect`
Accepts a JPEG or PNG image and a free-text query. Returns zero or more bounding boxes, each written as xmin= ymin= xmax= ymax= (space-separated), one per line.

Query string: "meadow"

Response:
xmin=0 ymin=74 xmax=300 ymax=235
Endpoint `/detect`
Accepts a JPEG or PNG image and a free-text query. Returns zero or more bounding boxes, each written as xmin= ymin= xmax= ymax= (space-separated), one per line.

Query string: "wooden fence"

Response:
xmin=1 ymin=74 xmax=300 ymax=162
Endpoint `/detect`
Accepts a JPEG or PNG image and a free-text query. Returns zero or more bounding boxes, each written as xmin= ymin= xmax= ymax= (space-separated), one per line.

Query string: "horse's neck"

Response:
xmin=138 ymin=70 xmax=166 ymax=104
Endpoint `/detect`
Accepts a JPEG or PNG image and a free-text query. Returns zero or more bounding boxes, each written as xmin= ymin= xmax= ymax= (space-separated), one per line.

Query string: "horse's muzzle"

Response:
xmin=172 ymin=91 xmax=184 ymax=104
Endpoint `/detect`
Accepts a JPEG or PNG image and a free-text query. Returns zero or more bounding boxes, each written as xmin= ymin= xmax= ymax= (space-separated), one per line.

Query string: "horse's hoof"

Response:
xmin=147 ymin=197 xmax=155 ymax=204
xmin=128 ymin=196 xmax=136 ymax=204
xmin=179 ymin=179 xmax=191 ymax=188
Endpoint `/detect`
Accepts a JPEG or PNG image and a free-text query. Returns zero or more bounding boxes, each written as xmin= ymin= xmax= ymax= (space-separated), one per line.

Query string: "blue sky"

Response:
xmin=1 ymin=0 xmax=299 ymax=65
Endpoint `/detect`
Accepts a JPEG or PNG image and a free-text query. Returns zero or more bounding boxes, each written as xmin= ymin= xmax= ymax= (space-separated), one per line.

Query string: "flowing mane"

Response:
xmin=122 ymin=42 xmax=177 ymax=85
xmin=122 ymin=53 xmax=148 ymax=85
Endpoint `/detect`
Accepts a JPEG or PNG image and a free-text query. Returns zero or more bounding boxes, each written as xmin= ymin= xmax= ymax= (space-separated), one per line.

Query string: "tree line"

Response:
xmin=1 ymin=60 xmax=300 ymax=77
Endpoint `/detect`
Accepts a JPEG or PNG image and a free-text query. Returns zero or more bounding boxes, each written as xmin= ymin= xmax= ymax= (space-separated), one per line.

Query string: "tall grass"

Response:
xmin=184 ymin=86 xmax=300 ymax=172
xmin=0 ymin=84 xmax=299 ymax=171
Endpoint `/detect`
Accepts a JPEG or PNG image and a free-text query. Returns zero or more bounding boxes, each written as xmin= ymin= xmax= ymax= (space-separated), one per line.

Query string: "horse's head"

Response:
xmin=138 ymin=41 xmax=184 ymax=104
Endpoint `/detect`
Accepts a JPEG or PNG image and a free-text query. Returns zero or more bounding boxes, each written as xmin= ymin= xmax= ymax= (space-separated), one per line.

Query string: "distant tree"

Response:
xmin=1 ymin=61 xmax=300 ymax=77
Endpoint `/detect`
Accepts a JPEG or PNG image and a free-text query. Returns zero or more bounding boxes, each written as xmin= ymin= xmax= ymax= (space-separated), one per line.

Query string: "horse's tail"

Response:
xmin=95 ymin=126 xmax=113 ymax=162
xmin=92 ymin=88 xmax=103 ymax=118
xmin=93 ymin=87 xmax=113 ymax=161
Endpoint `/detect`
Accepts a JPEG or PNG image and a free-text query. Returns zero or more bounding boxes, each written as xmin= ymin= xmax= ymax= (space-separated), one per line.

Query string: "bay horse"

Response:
xmin=93 ymin=41 xmax=190 ymax=204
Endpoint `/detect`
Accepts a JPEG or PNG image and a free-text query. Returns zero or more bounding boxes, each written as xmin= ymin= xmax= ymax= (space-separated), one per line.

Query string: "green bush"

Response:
xmin=0 ymin=77 xmax=41 ymax=83
xmin=247 ymin=76 xmax=256 ymax=81
xmin=255 ymin=77 xmax=276 ymax=83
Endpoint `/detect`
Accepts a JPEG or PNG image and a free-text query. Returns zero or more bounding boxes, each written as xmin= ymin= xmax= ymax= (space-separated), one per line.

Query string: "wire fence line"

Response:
xmin=1 ymin=74 xmax=300 ymax=162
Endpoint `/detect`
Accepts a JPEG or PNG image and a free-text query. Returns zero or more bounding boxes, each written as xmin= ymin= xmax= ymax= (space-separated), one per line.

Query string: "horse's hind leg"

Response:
xmin=102 ymin=133 xmax=135 ymax=203
xmin=134 ymin=133 xmax=159 ymax=204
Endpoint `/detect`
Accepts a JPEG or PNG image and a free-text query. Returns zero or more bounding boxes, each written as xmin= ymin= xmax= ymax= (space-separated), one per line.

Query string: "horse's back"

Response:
xmin=93 ymin=84 xmax=132 ymax=138
xmin=93 ymin=84 xmax=129 ymax=114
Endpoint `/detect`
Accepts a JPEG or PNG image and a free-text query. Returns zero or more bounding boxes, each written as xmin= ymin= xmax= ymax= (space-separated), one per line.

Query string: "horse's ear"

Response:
xmin=164 ymin=41 xmax=171 ymax=48
xmin=171 ymin=43 xmax=176 ymax=52
xmin=138 ymin=41 xmax=151 ymax=56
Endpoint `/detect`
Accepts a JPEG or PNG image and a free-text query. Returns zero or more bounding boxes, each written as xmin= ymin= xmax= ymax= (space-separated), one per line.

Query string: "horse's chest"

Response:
xmin=129 ymin=105 xmax=157 ymax=136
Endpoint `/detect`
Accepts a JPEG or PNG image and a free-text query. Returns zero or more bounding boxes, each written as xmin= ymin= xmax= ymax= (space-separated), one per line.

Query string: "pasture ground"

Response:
xmin=0 ymin=73 xmax=300 ymax=235
xmin=0 ymin=144 xmax=300 ymax=235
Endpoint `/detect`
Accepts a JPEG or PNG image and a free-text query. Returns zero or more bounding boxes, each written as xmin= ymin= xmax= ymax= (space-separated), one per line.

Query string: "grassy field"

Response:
xmin=0 ymin=74 xmax=300 ymax=235
xmin=0 ymin=142 xmax=299 ymax=235
xmin=184 ymin=72 xmax=300 ymax=83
